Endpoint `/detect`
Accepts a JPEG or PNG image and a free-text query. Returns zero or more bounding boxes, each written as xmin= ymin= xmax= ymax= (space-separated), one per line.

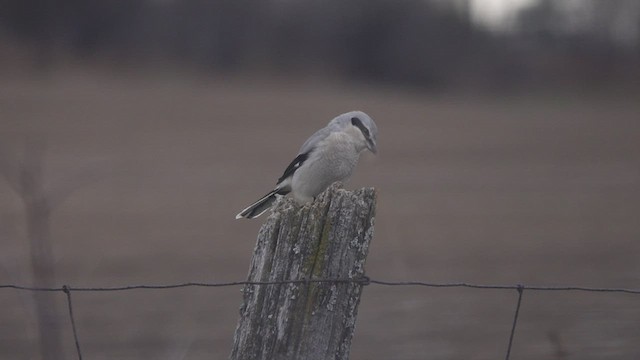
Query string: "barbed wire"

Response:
xmin=2 ymin=277 xmax=639 ymax=360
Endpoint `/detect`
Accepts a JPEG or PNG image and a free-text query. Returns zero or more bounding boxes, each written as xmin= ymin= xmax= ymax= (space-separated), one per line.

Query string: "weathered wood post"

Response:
xmin=230 ymin=183 xmax=376 ymax=360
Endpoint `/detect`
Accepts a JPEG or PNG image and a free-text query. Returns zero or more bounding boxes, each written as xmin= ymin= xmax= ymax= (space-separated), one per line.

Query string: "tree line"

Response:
xmin=1 ymin=0 xmax=638 ymax=91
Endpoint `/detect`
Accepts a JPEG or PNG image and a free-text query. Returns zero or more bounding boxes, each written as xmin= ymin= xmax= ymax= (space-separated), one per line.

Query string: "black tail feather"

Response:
xmin=235 ymin=190 xmax=279 ymax=219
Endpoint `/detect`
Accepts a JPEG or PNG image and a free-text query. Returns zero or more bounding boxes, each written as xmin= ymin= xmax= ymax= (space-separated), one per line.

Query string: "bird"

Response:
xmin=236 ymin=110 xmax=378 ymax=219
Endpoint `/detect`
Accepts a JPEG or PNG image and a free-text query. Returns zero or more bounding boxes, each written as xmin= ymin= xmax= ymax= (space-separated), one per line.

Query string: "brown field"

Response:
xmin=1 ymin=69 xmax=639 ymax=359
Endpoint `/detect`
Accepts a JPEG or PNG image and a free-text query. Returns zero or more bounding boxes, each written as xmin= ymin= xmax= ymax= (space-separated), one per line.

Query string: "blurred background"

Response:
xmin=1 ymin=0 xmax=639 ymax=359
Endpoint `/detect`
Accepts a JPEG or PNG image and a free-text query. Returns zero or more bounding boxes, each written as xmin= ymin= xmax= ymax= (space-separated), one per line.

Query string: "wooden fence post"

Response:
xmin=230 ymin=183 xmax=376 ymax=360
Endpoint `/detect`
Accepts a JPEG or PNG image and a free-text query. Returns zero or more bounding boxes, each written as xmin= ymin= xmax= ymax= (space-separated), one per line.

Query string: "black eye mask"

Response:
xmin=351 ymin=117 xmax=370 ymax=139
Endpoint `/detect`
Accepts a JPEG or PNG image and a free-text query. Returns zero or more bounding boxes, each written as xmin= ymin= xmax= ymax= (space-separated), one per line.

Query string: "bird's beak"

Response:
xmin=367 ymin=139 xmax=377 ymax=154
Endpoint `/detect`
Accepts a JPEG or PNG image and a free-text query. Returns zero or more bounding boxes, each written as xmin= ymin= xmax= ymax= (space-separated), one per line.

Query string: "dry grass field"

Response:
xmin=1 ymin=69 xmax=639 ymax=359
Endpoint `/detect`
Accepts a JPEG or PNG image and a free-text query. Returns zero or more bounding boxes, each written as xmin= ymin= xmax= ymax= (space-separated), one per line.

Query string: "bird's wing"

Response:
xmin=274 ymin=126 xmax=333 ymax=186
xmin=276 ymin=151 xmax=310 ymax=185
xmin=275 ymin=124 xmax=339 ymax=187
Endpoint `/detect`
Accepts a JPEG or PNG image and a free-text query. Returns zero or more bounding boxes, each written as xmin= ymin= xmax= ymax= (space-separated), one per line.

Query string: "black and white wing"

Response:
xmin=276 ymin=151 xmax=311 ymax=191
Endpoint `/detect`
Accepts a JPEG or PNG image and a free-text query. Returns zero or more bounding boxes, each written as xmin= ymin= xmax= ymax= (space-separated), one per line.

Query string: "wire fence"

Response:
xmin=2 ymin=277 xmax=640 ymax=360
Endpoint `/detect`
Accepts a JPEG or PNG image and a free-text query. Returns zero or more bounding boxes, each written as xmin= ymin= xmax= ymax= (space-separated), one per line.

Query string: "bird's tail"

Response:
xmin=235 ymin=190 xmax=279 ymax=219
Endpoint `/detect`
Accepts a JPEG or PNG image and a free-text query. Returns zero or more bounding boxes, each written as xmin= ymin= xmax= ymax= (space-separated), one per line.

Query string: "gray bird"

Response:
xmin=236 ymin=110 xmax=378 ymax=219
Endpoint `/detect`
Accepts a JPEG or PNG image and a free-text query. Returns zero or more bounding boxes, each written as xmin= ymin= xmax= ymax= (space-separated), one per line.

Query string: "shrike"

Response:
xmin=236 ymin=110 xmax=378 ymax=219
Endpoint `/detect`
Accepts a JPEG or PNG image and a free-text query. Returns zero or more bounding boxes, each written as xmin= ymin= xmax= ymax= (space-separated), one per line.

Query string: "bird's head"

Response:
xmin=330 ymin=110 xmax=378 ymax=154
